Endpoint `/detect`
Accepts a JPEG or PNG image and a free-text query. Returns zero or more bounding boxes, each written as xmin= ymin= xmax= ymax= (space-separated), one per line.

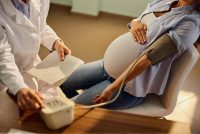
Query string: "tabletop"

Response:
xmin=0 ymin=91 xmax=191 ymax=133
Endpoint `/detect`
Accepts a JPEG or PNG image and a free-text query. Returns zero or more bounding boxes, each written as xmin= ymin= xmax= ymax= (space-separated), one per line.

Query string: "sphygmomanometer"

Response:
xmin=143 ymin=33 xmax=178 ymax=65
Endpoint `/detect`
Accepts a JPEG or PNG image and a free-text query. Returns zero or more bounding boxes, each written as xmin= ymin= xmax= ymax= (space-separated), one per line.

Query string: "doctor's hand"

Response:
xmin=130 ymin=19 xmax=147 ymax=44
xmin=93 ymin=86 xmax=115 ymax=104
xmin=53 ymin=39 xmax=72 ymax=61
xmin=16 ymin=88 xmax=44 ymax=111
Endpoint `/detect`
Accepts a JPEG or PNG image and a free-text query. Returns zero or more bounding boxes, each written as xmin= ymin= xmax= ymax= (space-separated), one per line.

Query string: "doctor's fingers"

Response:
xmin=20 ymin=95 xmax=39 ymax=110
xmin=35 ymin=92 xmax=44 ymax=100
xmin=64 ymin=47 xmax=71 ymax=55
xmin=57 ymin=48 xmax=65 ymax=61
xmin=58 ymin=47 xmax=72 ymax=61
xmin=18 ymin=92 xmax=41 ymax=110
xmin=27 ymin=91 xmax=44 ymax=108
xmin=18 ymin=97 xmax=31 ymax=111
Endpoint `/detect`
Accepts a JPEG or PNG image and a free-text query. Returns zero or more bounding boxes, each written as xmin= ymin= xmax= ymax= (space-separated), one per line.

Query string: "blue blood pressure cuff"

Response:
xmin=143 ymin=34 xmax=178 ymax=66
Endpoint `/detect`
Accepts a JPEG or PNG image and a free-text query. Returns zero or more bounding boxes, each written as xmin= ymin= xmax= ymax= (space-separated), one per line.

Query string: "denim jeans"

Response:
xmin=60 ymin=60 xmax=144 ymax=110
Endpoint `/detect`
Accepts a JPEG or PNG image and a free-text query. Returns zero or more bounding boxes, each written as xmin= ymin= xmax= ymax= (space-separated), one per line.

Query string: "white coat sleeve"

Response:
xmin=40 ymin=0 xmax=60 ymax=51
xmin=41 ymin=24 xmax=60 ymax=51
xmin=0 ymin=26 xmax=28 ymax=95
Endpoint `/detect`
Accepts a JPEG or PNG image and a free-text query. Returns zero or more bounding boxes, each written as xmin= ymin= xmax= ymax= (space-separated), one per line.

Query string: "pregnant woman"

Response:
xmin=60 ymin=0 xmax=200 ymax=109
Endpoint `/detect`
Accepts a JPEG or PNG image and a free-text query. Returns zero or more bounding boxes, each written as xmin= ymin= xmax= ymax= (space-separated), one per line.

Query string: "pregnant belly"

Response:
xmin=104 ymin=32 xmax=142 ymax=79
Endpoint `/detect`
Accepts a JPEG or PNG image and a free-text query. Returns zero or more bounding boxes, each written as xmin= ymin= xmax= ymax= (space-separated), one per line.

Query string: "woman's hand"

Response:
xmin=17 ymin=88 xmax=44 ymax=111
xmin=130 ymin=19 xmax=147 ymax=44
xmin=53 ymin=39 xmax=72 ymax=61
xmin=93 ymin=86 xmax=116 ymax=104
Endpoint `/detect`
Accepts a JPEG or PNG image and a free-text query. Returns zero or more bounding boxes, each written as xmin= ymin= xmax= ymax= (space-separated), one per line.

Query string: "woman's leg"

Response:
xmin=73 ymin=80 xmax=144 ymax=110
xmin=72 ymin=80 xmax=111 ymax=105
xmin=60 ymin=60 xmax=110 ymax=98
xmin=102 ymin=91 xmax=145 ymax=110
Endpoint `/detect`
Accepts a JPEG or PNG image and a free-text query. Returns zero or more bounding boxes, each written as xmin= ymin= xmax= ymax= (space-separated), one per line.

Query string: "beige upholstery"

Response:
xmin=118 ymin=44 xmax=200 ymax=117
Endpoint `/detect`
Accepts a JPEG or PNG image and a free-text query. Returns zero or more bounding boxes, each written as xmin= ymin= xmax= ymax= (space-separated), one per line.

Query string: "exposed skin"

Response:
xmin=93 ymin=0 xmax=195 ymax=104
xmin=53 ymin=39 xmax=72 ymax=61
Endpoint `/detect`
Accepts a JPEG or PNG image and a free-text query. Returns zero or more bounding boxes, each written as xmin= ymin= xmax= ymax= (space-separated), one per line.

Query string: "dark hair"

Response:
xmin=193 ymin=0 xmax=200 ymax=12
xmin=194 ymin=36 xmax=200 ymax=48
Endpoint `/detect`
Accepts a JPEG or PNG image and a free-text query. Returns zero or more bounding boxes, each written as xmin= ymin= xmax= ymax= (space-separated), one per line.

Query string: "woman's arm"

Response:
xmin=94 ymin=35 xmax=178 ymax=103
xmin=93 ymin=54 xmax=151 ymax=103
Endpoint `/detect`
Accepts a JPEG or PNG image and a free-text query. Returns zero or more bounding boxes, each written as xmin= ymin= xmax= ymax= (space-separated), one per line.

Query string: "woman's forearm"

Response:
xmin=109 ymin=54 xmax=151 ymax=91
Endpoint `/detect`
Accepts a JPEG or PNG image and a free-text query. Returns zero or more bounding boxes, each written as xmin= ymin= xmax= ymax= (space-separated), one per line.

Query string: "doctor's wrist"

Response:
xmin=53 ymin=39 xmax=63 ymax=51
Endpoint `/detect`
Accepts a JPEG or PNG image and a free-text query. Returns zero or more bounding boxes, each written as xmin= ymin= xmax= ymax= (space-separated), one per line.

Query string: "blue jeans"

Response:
xmin=60 ymin=60 xmax=144 ymax=110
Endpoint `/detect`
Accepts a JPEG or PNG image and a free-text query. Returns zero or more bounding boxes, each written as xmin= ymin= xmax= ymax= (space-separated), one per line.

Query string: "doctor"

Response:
xmin=0 ymin=0 xmax=71 ymax=111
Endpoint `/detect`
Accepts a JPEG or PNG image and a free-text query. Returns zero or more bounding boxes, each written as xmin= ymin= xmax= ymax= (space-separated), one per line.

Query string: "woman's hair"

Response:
xmin=193 ymin=0 xmax=200 ymax=12
xmin=194 ymin=37 xmax=200 ymax=48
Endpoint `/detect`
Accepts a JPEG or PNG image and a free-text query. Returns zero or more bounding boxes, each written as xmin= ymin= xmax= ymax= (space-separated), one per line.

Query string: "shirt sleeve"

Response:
xmin=41 ymin=24 xmax=60 ymax=51
xmin=40 ymin=0 xmax=60 ymax=51
xmin=0 ymin=26 xmax=28 ymax=95
xmin=144 ymin=17 xmax=199 ymax=66
xmin=167 ymin=18 xmax=200 ymax=58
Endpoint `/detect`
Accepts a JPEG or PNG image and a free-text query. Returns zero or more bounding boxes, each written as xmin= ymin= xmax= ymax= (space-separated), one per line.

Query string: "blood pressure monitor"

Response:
xmin=40 ymin=97 xmax=75 ymax=129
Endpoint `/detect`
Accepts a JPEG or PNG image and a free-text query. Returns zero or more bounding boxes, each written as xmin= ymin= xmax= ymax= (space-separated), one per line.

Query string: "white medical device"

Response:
xmin=40 ymin=97 xmax=75 ymax=130
xmin=27 ymin=52 xmax=82 ymax=129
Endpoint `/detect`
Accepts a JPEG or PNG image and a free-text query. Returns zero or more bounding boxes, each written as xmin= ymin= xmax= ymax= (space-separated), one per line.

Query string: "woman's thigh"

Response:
xmin=73 ymin=80 xmax=111 ymax=105
xmin=61 ymin=60 xmax=107 ymax=89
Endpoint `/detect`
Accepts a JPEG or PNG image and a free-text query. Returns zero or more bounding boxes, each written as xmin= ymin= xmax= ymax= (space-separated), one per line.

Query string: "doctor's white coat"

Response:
xmin=0 ymin=0 xmax=61 ymax=96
